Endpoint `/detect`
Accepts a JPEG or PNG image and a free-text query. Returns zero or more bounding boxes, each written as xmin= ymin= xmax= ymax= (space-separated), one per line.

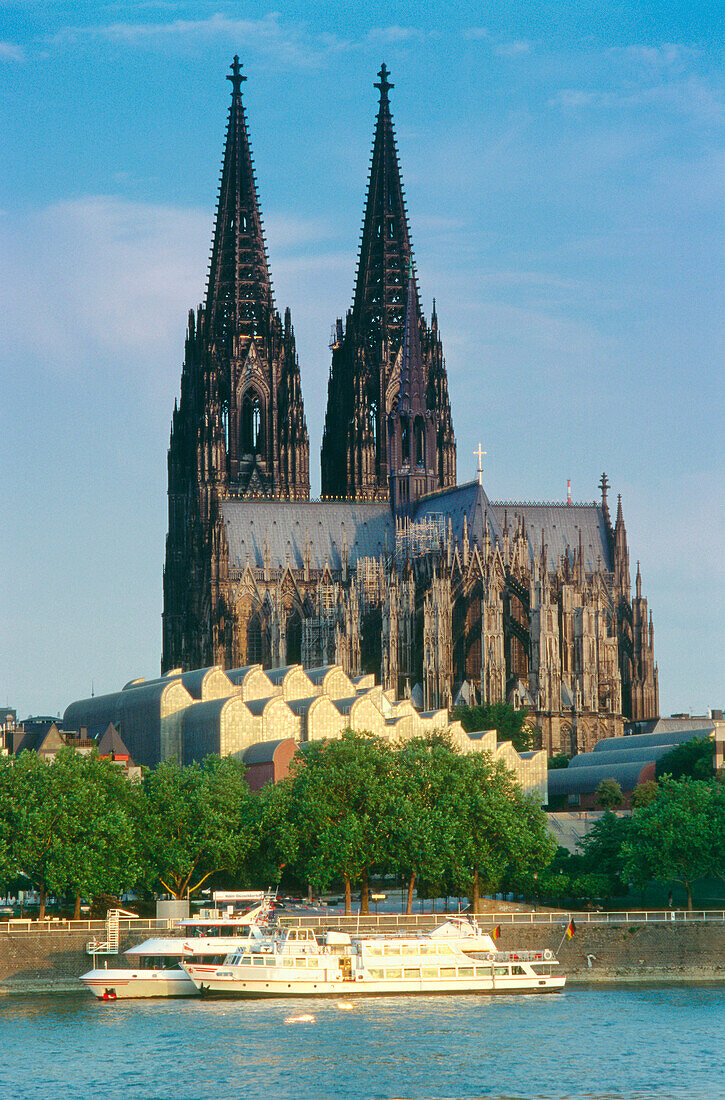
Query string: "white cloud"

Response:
xmin=1 ymin=196 xmax=209 ymax=382
xmin=0 ymin=39 xmax=24 ymax=61
xmin=51 ymin=12 xmax=351 ymax=68
xmin=495 ymin=40 xmax=531 ymax=58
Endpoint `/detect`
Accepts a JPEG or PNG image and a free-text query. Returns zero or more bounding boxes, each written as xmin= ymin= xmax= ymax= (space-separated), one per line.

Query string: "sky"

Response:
xmin=1 ymin=1 xmax=723 ymax=721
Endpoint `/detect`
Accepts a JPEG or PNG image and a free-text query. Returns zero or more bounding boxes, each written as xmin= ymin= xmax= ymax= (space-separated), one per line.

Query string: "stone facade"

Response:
xmin=161 ymin=59 xmax=659 ymax=757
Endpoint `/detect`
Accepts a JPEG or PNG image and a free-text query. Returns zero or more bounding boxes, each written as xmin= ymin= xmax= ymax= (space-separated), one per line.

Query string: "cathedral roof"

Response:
xmin=413 ymin=480 xmax=503 ymax=545
xmin=489 ymin=502 xmax=612 ymax=573
xmin=220 ymin=500 xmax=393 ymax=571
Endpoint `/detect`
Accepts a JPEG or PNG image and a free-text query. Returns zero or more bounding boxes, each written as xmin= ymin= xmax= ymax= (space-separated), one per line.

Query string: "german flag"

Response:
xmin=491 ymin=925 xmax=501 ymax=940
xmin=565 ymin=919 xmax=576 ymax=939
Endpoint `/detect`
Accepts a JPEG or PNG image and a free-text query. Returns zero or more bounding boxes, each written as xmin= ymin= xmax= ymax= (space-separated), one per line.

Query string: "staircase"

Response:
xmin=85 ymin=908 xmax=138 ymax=956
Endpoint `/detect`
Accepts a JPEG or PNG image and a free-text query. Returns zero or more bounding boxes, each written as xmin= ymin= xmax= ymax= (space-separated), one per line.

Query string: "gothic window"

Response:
xmin=369 ymin=398 xmax=377 ymax=440
xmin=241 ymin=391 xmax=263 ymax=454
xmin=414 ymin=417 xmax=425 ymax=466
xmin=247 ymin=616 xmax=262 ymax=664
xmin=286 ymin=611 xmax=302 ymax=666
xmin=221 ymin=401 xmax=229 ymax=453
xmin=401 ymin=418 xmax=410 ymax=464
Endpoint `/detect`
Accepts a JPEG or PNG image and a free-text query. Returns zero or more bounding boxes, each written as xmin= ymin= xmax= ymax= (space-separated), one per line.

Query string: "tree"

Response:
xmin=0 ymin=749 xmax=142 ymax=918
xmin=595 ymin=778 xmax=624 ymax=809
xmin=269 ymin=731 xmax=395 ymax=914
xmin=578 ymin=810 xmax=630 ymax=898
xmin=138 ymin=756 xmax=260 ymax=899
xmin=390 ymin=735 xmax=461 ymax=914
xmin=622 ymin=778 xmax=725 ymax=910
xmin=656 ymin=738 xmax=714 ymax=781
xmin=445 ymin=753 xmax=555 ymax=912
xmin=451 ymin=703 xmax=537 ymax=752
xmin=548 ymin=754 xmax=571 ymax=771
xmin=631 ymin=780 xmax=659 ymax=808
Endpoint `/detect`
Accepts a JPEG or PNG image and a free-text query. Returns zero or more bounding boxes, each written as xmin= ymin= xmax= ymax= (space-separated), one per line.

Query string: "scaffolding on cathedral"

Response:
xmin=394 ymin=515 xmax=445 ymax=565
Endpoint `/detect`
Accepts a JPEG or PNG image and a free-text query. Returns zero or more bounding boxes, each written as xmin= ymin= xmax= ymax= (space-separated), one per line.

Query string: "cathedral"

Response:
xmin=162 ymin=58 xmax=659 ymax=756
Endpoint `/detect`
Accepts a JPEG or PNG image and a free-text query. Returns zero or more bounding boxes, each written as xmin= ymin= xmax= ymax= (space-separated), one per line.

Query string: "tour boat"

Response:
xmin=181 ymin=920 xmax=566 ymax=998
xmin=80 ymin=892 xmax=275 ymax=1000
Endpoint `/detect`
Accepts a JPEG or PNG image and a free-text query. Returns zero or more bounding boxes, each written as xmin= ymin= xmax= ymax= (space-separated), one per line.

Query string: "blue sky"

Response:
xmin=1 ymin=1 xmax=723 ymax=720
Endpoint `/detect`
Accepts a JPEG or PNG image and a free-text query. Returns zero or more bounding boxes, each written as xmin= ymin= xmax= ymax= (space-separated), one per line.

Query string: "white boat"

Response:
xmin=80 ymin=892 xmax=275 ymax=1000
xmin=181 ymin=920 xmax=566 ymax=998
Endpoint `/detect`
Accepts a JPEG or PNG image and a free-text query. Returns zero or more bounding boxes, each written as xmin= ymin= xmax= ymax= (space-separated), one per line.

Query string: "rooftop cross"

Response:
xmin=375 ymin=62 xmax=393 ymax=98
xmin=227 ymin=55 xmax=246 ymax=95
xmin=474 ymin=443 xmax=487 ymax=485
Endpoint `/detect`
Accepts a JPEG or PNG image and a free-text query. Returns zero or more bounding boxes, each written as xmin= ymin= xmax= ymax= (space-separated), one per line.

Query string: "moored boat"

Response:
xmin=182 ymin=920 xmax=566 ymax=998
xmin=80 ymin=891 xmax=275 ymax=1000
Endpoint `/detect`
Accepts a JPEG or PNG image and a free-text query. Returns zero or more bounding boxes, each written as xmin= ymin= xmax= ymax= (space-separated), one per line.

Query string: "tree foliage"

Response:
xmin=451 ymin=703 xmax=537 ymax=752
xmin=621 ymin=778 xmax=725 ymax=909
xmin=138 ymin=756 xmax=260 ymax=899
xmin=655 ymin=737 xmax=714 ymax=781
xmin=595 ymin=778 xmax=624 ymax=809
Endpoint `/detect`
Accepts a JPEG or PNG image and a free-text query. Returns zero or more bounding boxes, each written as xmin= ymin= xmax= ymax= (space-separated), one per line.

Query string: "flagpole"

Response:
xmin=555 ymin=915 xmax=574 ymax=954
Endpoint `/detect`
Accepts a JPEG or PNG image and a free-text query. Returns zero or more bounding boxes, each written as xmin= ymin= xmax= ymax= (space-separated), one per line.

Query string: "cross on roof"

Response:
xmin=375 ymin=63 xmax=393 ymax=98
xmin=474 ymin=443 xmax=487 ymax=485
xmin=227 ymin=55 xmax=246 ymax=94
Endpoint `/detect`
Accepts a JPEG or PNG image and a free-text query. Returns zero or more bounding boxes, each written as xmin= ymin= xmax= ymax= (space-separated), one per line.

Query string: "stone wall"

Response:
xmin=0 ymin=923 xmax=180 ymax=994
xmin=2 ymin=918 xmax=723 ymax=994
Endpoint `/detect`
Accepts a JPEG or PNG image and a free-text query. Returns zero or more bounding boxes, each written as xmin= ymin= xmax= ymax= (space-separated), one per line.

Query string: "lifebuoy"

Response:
xmin=544 ymin=949 xmax=553 ymax=960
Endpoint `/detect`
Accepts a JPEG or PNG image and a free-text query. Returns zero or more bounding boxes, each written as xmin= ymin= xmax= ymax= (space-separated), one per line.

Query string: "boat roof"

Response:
xmin=126 ymin=934 xmax=256 ymax=956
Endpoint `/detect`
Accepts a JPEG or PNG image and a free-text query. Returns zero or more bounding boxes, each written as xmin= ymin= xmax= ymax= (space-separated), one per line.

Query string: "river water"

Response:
xmin=2 ymin=986 xmax=723 ymax=1099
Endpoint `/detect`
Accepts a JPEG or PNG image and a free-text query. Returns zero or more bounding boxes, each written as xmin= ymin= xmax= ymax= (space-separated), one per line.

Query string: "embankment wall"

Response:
xmin=1 ymin=918 xmax=723 ymax=994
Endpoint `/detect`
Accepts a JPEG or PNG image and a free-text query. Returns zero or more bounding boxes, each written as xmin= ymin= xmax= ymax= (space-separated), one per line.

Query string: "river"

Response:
xmin=1 ymin=986 xmax=723 ymax=1099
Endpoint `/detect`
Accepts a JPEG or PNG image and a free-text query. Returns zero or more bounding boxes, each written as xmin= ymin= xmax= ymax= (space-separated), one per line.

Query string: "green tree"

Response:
xmin=269 ymin=731 xmax=395 ymax=914
xmin=139 ymin=756 xmax=260 ymax=899
xmin=44 ymin=749 xmax=143 ymax=918
xmin=578 ymin=810 xmax=630 ymax=898
xmin=451 ymin=703 xmax=537 ymax=752
xmin=548 ymin=753 xmax=571 ymax=771
xmin=0 ymin=749 xmax=142 ymax=918
xmin=631 ymin=780 xmax=659 ymax=808
xmin=622 ymin=778 xmax=725 ymax=909
xmin=445 ymin=753 xmax=555 ymax=911
xmin=390 ymin=735 xmax=460 ymax=914
xmin=655 ymin=737 xmax=714 ymax=781
xmin=595 ymin=778 xmax=624 ymax=809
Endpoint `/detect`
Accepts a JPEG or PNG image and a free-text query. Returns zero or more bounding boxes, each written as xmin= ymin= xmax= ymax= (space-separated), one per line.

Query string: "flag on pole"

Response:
xmin=565 ymin=919 xmax=576 ymax=939
xmin=491 ymin=925 xmax=501 ymax=940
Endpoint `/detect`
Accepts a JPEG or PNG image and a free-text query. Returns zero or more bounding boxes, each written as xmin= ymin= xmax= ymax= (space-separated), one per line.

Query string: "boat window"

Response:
xmin=295 ymin=958 xmax=307 ymax=967
xmin=435 ymin=944 xmax=453 ymax=955
xmin=512 ymin=965 xmax=525 ymax=975
xmin=419 ymin=944 xmax=434 ymax=956
xmin=366 ymin=945 xmax=382 ymax=957
xmin=421 ymin=967 xmax=438 ymax=979
xmin=282 ymin=957 xmax=293 ymax=968
xmin=288 ymin=930 xmax=297 ymax=941
xmin=440 ymin=967 xmax=457 ymax=978
xmin=368 ymin=968 xmax=384 ymax=980
xmin=307 ymin=958 xmax=321 ymax=968
xmin=403 ymin=968 xmax=420 ymax=980
xmin=385 ymin=968 xmax=402 ymax=980
xmin=458 ymin=967 xmax=474 ymax=978
xmin=383 ymin=945 xmax=401 ymax=956
xmin=253 ymin=957 xmax=265 ymax=966
xmin=401 ymin=944 xmax=417 ymax=956
xmin=475 ymin=967 xmax=489 ymax=978
xmin=241 ymin=956 xmax=251 ymax=966
xmin=494 ymin=966 xmax=509 ymax=977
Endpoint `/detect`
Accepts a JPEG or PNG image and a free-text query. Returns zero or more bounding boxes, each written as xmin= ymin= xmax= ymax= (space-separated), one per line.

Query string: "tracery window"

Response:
xmin=242 ymin=391 xmax=262 ymax=454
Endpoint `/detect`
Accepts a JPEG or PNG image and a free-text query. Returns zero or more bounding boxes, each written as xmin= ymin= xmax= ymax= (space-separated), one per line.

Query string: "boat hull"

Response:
xmin=183 ymin=967 xmax=566 ymax=999
xmin=80 ymin=967 xmax=199 ymax=999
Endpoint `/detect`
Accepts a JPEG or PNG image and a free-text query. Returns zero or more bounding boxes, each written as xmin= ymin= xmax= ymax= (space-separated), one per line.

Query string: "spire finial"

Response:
xmin=227 ymin=55 xmax=246 ymax=95
xmin=375 ymin=62 xmax=393 ymax=99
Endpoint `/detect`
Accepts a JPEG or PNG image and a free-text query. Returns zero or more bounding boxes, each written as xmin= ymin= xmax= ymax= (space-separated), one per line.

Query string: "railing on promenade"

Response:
xmin=2 ymin=908 xmax=724 ymax=936
xmin=276 ymin=909 xmax=725 ymax=931
xmin=0 ymin=917 xmax=175 ymax=935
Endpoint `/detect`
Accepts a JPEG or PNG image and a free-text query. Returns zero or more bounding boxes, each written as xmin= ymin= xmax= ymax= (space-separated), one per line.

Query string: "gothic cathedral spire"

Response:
xmin=321 ymin=63 xmax=456 ymax=501
xmin=201 ymin=55 xmax=309 ymax=500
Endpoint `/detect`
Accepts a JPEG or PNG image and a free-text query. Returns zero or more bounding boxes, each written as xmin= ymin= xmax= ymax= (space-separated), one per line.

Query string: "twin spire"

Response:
xmin=203 ymin=57 xmax=456 ymax=507
xmin=205 ymin=56 xmax=272 ymax=350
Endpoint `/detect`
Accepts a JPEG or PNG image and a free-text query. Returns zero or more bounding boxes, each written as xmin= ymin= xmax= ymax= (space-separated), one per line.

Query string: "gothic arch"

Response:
xmin=241 ymin=389 xmax=263 ymax=455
